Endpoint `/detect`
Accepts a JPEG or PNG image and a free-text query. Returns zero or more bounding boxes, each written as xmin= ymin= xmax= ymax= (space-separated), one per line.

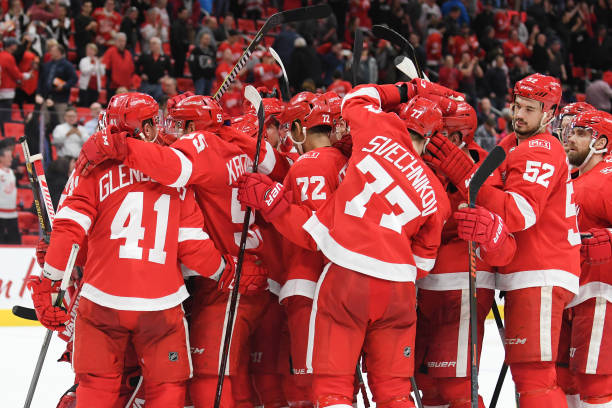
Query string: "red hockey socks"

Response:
xmin=144 ymin=381 xmax=186 ymax=408
xmin=253 ymin=373 xmax=288 ymax=407
xmin=435 ymin=377 xmax=485 ymax=408
xmin=366 ymin=374 xmax=415 ymax=408
xmin=313 ymin=375 xmax=354 ymax=408
xmin=576 ymin=373 xmax=612 ymax=406
xmin=189 ymin=374 xmax=234 ymax=408
xmin=76 ymin=373 xmax=122 ymax=408
xmin=510 ymin=362 xmax=568 ymax=408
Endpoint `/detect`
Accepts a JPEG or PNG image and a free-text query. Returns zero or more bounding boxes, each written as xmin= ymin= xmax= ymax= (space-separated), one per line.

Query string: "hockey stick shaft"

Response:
xmin=24 ymin=243 xmax=79 ymax=408
xmin=352 ymin=28 xmax=363 ymax=86
xmin=19 ymin=137 xmax=51 ymax=241
xmin=466 ymin=146 xmax=506 ymax=408
xmin=212 ymin=5 xmax=331 ymax=102
xmin=269 ymin=47 xmax=291 ymax=102
xmin=355 ymin=361 xmax=370 ymax=408
xmin=371 ymin=25 xmax=424 ymax=79
xmin=214 ymin=87 xmax=265 ymax=408
xmin=30 ymin=153 xmax=55 ymax=226
xmin=410 ymin=377 xmax=424 ymax=408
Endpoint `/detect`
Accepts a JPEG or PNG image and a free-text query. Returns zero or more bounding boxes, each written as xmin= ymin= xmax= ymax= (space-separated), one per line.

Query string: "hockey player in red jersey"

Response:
xmin=554 ymin=102 xmax=596 ymax=153
xmin=75 ymin=93 xmax=272 ymax=408
xmin=236 ymin=81 xmax=457 ymax=408
xmin=424 ymin=73 xmax=581 ymax=407
xmin=415 ymin=98 xmax=515 ymax=408
xmin=28 ymin=92 xmax=250 ymax=407
xmin=563 ymin=110 xmax=612 ymax=408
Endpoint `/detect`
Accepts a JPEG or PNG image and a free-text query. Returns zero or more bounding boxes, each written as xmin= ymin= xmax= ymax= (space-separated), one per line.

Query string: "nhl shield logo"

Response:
xmin=403 ymin=347 xmax=411 ymax=358
xmin=169 ymin=352 xmax=179 ymax=362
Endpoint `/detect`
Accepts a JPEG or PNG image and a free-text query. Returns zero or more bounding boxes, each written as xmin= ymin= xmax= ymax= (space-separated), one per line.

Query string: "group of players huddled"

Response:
xmin=26 ymin=71 xmax=612 ymax=408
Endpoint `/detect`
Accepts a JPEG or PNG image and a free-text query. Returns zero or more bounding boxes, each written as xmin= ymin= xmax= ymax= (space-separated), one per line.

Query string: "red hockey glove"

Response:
xmin=217 ymin=254 xmax=268 ymax=295
xmin=405 ymin=78 xmax=465 ymax=100
xmin=422 ymin=132 xmax=475 ymax=196
xmin=36 ymin=238 xmax=48 ymax=268
xmin=166 ymin=91 xmax=194 ymax=110
xmin=75 ymin=126 xmax=129 ymax=176
xmin=27 ymin=275 xmax=69 ymax=331
xmin=580 ymin=228 xmax=612 ymax=265
xmin=332 ymin=132 xmax=353 ymax=158
xmin=455 ymin=205 xmax=509 ymax=252
xmin=236 ymin=173 xmax=290 ymax=221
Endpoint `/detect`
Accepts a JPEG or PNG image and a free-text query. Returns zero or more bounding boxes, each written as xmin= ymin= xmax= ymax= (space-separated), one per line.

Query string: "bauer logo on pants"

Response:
xmin=169 ymin=352 xmax=179 ymax=361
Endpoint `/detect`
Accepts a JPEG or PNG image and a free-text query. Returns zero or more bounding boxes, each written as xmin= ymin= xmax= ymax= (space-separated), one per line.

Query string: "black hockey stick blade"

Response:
xmin=212 ymin=4 xmax=332 ymax=101
xmin=371 ymin=25 xmax=409 ymax=51
xmin=12 ymin=305 xmax=38 ymax=321
xmin=352 ymin=28 xmax=363 ymax=86
xmin=468 ymin=146 xmax=506 ymax=207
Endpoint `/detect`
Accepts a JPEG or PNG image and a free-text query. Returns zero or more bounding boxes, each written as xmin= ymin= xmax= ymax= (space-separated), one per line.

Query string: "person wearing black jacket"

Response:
xmin=120 ymin=7 xmax=140 ymax=54
xmin=171 ymin=7 xmax=191 ymax=77
xmin=188 ymin=33 xmax=216 ymax=96
xmin=136 ymin=37 xmax=173 ymax=100
xmin=36 ymin=44 xmax=77 ymax=123
xmin=74 ymin=1 xmax=97 ymax=62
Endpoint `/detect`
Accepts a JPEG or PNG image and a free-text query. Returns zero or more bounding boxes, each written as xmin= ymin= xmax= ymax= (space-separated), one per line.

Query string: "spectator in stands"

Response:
xmin=503 ymin=29 xmax=531 ymax=64
xmin=0 ymin=38 xmax=29 ymax=138
xmin=530 ymin=31 xmax=548 ymax=74
xmin=74 ymin=1 xmax=97 ymax=62
xmin=102 ymin=33 xmax=134 ymax=95
xmin=92 ymin=0 xmax=122 ymax=48
xmin=509 ymin=55 xmax=532 ymax=87
xmin=439 ymin=54 xmax=461 ymax=91
xmin=46 ymin=5 xmax=71 ymax=50
xmin=356 ymin=44 xmax=378 ymax=86
xmin=52 ymin=107 xmax=89 ymax=158
xmin=141 ymin=8 xmax=167 ymax=54
xmin=215 ymin=48 xmax=234 ymax=88
xmin=441 ymin=0 xmax=469 ymax=26
xmin=26 ymin=0 xmax=58 ymax=24
xmin=196 ymin=16 xmax=218 ymax=48
xmin=137 ymin=37 xmax=172 ymax=100
xmin=510 ymin=14 xmax=528 ymax=44
xmin=290 ymin=37 xmax=323 ymax=91
xmin=46 ymin=156 xmax=73 ymax=209
xmin=15 ymin=34 xmax=40 ymax=112
xmin=319 ymin=42 xmax=344 ymax=87
xmin=171 ymin=7 xmax=191 ymax=78
xmin=484 ymin=54 xmax=509 ymax=110
xmin=272 ymin=23 xmax=299 ymax=69
xmin=189 ymin=32 xmax=217 ymax=96
xmin=458 ymin=53 xmax=483 ymax=104
xmin=477 ymin=96 xmax=494 ymax=124
xmin=2 ymin=0 xmax=30 ymax=40
xmin=78 ymin=43 xmax=105 ymax=107
xmin=245 ymin=0 xmax=264 ymax=20
xmin=443 ymin=6 xmax=462 ymax=38
xmin=161 ymin=76 xmax=178 ymax=100
xmin=591 ymin=25 xmax=612 ymax=72
xmin=479 ymin=26 xmax=502 ymax=62
xmin=214 ymin=13 xmax=235 ymax=42
xmin=328 ymin=70 xmax=352 ymax=98
xmin=36 ymin=44 xmax=77 ymax=124
xmin=474 ymin=115 xmax=498 ymax=152
xmin=0 ymin=139 xmax=20 ymax=244
xmin=153 ymin=0 xmax=171 ymax=40
xmin=547 ymin=39 xmax=567 ymax=82
xmin=586 ymin=71 xmax=612 ymax=112
xmin=419 ymin=0 xmax=442 ymax=34
xmin=120 ymin=7 xmax=140 ymax=54
xmin=84 ymin=102 xmax=102 ymax=136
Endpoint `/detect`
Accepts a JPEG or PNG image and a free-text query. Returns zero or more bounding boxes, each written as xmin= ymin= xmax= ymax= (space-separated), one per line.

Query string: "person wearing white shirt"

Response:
xmin=78 ymin=43 xmax=105 ymax=107
xmin=52 ymin=107 xmax=90 ymax=158
xmin=0 ymin=141 xmax=20 ymax=244
xmin=84 ymin=102 xmax=102 ymax=136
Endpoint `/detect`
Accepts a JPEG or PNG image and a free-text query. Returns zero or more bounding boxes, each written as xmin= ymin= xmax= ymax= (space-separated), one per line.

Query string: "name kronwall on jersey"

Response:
xmin=362 ymin=135 xmax=438 ymax=216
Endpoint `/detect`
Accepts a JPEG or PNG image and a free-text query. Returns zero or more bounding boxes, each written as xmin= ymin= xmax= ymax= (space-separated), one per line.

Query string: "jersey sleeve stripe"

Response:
xmin=267 ymin=278 xmax=281 ymax=296
xmin=279 ymin=278 xmax=317 ymax=302
xmin=413 ymin=255 xmax=436 ymax=272
xmin=258 ymin=141 xmax=277 ymax=175
xmin=341 ymin=86 xmax=381 ymax=113
xmin=43 ymin=262 xmax=66 ymax=281
xmin=55 ymin=206 xmax=92 ymax=233
xmin=508 ymin=191 xmax=536 ymax=230
xmin=566 ymin=281 xmax=612 ymax=308
xmin=168 ymin=148 xmax=193 ymax=188
xmin=178 ymin=228 xmax=210 ymax=242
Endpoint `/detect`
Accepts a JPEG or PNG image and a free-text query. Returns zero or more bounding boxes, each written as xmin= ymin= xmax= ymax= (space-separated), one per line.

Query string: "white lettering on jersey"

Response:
xmin=99 ymin=165 xmax=186 ymax=202
xmin=226 ymin=154 xmax=252 ymax=186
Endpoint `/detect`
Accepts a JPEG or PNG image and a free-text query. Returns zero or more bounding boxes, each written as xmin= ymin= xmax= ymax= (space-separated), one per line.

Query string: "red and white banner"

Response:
xmin=0 ymin=246 xmax=41 ymax=325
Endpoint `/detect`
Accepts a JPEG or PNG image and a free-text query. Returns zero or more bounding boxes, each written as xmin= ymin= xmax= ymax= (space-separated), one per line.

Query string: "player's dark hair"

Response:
xmin=309 ymin=125 xmax=332 ymax=134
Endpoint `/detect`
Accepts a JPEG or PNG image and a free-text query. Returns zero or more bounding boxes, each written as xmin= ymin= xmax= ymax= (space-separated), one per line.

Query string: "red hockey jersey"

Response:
xmin=44 ymin=162 xmax=224 ymax=311
xmin=567 ymin=159 xmax=612 ymax=307
xmin=302 ymin=85 xmax=450 ymax=282
xmin=280 ymin=147 xmax=348 ymax=301
xmin=476 ymin=133 xmax=581 ymax=293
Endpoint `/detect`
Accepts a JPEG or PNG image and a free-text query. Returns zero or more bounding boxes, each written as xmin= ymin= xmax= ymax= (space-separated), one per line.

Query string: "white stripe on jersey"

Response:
xmin=585 ymin=297 xmax=607 ymax=374
xmin=540 ymin=285 xmax=553 ymax=361
xmin=508 ymin=191 xmax=536 ymax=230
xmin=178 ymin=227 xmax=209 ymax=242
xmin=55 ymin=206 xmax=92 ymax=233
xmin=168 ymin=148 xmax=193 ymax=188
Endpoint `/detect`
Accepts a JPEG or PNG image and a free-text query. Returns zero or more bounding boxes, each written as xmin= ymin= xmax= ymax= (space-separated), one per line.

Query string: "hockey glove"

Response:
xmin=36 ymin=238 xmax=48 ymax=268
xmin=217 ymin=254 xmax=268 ymax=295
xmin=455 ymin=205 xmax=509 ymax=252
xmin=75 ymin=126 xmax=129 ymax=176
xmin=332 ymin=132 xmax=353 ymax=158
xmin=166 ymin=91 xmax=194 ymax=110
xmin=580 ymin=228 xmax=612 ymax=265
xmin=27 ymin=275 xmax=70 ymax=331
xmin=236 ymin=173 xmax=290 ymax=222
xmin=405 ymin=78 xmax=465 ymax=101
xmin=422 ymin=132 xmax=476 ymax=197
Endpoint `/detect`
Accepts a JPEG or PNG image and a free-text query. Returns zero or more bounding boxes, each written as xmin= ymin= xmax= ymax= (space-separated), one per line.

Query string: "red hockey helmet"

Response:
xmin=280 ymin=92 xmax=332 ymax=130
xmin=245 ymin=97 xmax=285 ymax=123
xmin=560 ymin=102 xmax=596 ymax=118
xmin=570 ymin=110 xmax=612 ymax=154
xmin=105 ymin=92 xmax=159 ymax=135
xmin=398 ymin=96 xmax=444 ymax=138
xmin=322 ymin=91 xmax=342 ymax=119
xmin=513 ymin=73 xmax=562 ymax=114
xmin=230 ymin=113 xmax=258 ymax=136
xmin=555 ymin=102 xmax=596 ymax=143
xmin=166 ymin=95 xmax=224 ymax=135
xmin=443 ymin=101 xmax=477 ymax=145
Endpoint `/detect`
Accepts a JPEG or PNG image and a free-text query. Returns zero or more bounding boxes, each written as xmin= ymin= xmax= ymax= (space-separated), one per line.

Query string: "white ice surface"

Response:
xmin=1 ymin=320 xmax=517 ymax=407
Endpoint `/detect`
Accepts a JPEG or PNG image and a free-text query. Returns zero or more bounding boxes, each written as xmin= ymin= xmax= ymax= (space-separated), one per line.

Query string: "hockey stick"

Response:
xmin=356 ymin=362 xmax=370 ymax=408
xmin=30 ymin=153 xmax=56 ymax=224
xmin=212 ymin=4 xmax=332 ymax=101
xmin=371 ymin=25 xmax=423 ymax=79
xmin=394 ymin=55 xmax=430 ymax=82
xmin=467 ymin=146 xmax=506 ymax=408
xmin=24 ymin=243 xmax=80 ymax=408
xmin=410 ymin=377 xmax=424 ymax=408
xmin=489 ymin=299 xmax=508 ymax=408
xmin=269 ymin=47 xmax=291 ymax=102
xmin=214 ymin=85 xmax=265 ymax=408
xmin=352 ymin=28 xmax=363 ymax=86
